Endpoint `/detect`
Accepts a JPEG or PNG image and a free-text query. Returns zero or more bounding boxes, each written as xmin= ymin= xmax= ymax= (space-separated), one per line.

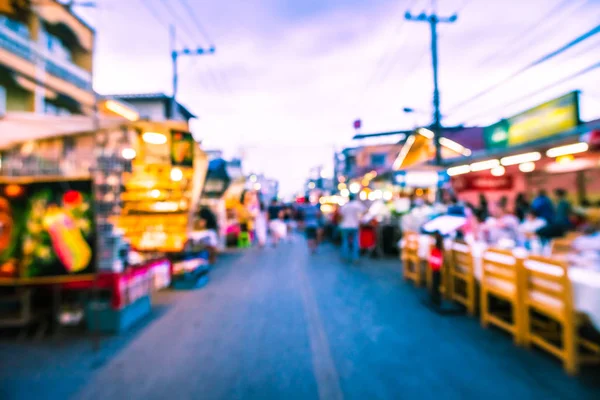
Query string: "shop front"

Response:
xmin=446 ymin=91 xmax=600 ymax=217
xmin=0 ymin=113 xmax=209 ymax=333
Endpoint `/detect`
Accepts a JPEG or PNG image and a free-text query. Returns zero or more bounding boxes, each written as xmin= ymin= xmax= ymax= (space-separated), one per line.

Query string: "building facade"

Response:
xmin=0 ymin=0 xmax=95 ymax=115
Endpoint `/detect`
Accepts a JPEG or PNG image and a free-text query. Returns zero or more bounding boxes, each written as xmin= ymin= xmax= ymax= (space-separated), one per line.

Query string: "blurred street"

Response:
xmin=2 ymin=236 xmax=599 ymax=400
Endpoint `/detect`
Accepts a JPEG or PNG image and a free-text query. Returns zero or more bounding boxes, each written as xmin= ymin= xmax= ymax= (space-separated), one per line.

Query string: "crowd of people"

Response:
xmin=458 ymin=189 xmax=599 ymax=255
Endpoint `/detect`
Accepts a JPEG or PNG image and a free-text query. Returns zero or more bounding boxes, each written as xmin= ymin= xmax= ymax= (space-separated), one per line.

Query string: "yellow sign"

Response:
xmin=507 ymin=91 xmax=579 ymax=146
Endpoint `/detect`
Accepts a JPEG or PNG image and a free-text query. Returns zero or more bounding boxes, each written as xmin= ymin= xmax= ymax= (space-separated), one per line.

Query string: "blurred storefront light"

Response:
xmin=491 ymin=166 xmax=505 ymax=177
xmin=349 ymin=182 xmax=361 ymax=194
xmin=518 ymin=162 xmax=536 ymax=173
xmin=470 ymin=159 xmax=500 ymax=172
xmin=546 ymin=142 xmax=588 ymax=158
xmin=447 ymin=164 xmax=470 ymax=176
xmin=500 ymin=151 xmax=541 ymax=166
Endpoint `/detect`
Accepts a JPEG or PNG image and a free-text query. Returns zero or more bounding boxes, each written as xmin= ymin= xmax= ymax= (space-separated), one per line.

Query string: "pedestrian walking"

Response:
xmin=255 ymin=202 xmax=268 ymax=248
xmin=339 ymin=193 xmax=366 ymax=263
xmin=302 ymin=196 xmax=322 ymax=254
xmin=267 ymin=198 xmax=285 ymax=246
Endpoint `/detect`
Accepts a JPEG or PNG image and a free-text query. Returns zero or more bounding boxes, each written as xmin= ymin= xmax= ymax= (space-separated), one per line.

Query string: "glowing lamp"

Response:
xmin=121 ymin=148 xmax=137 ymax=160
xmin=170 ymin=168 xmax=183 ymax=182
xmin=491 ymin=166 xmax=505 ymax=177
xmin=142 ymin=132 xmax=167 ymax=145
xmin=518 ymin=162 xmax=536 ymax=173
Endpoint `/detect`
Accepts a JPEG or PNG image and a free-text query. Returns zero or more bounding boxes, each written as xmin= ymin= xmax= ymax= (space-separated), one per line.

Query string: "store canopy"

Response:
xmin=444 ymin=120 xmax=600 ymax=167
xmin=393 ymin=128 xmax=473 ymax=170
xmin=0 ymin=112 xmax=128 ymax=149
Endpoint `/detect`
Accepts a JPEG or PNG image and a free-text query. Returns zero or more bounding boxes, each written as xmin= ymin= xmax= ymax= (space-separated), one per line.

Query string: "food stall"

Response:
xmin=0 ymin=113 xmax=208 ymax=333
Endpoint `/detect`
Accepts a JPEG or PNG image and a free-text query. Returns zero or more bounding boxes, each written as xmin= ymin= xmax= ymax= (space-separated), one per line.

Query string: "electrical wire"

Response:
xmin=177 ymin=0 xmax=216 ymax=46
xmin=448 ymin=23 xmax=600 ymax=114
xmin=479 ymin=0 xmax=583 ymax=66
xmin=353 ymin=0 xmax=420 ymax=109
xmin=458 ymin=59 xmax=600 ymax=124
xmin=157 ymin=0 xmax=200 ymax=47
xmin=138 ymin=0 xmax=169 ymax=31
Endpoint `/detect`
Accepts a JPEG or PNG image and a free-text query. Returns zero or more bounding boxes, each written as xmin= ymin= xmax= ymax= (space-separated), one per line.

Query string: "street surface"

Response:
xmin=1 ymin=236 xmax=599 ymax=399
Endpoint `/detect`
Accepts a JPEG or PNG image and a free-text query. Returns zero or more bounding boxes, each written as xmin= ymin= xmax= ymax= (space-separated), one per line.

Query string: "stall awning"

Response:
xmin=0 ymin=112 xmax=128 ymax=149
xmin=444 ymin=120 xmax=600 ymax=167
xmin=393 ymin=128 xmax=472 ymax=170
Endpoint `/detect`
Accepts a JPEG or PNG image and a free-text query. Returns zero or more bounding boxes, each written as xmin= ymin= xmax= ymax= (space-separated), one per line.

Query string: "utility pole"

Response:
xmin=169 ymin=25 xmax=215 ymax=119
xmin=405 ymin=10 xmax=457 ymax=166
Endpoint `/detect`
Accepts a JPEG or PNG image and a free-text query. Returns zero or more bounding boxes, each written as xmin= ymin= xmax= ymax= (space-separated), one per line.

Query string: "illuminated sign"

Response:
xmin=484 ymin=91 xmax=580 ymax=150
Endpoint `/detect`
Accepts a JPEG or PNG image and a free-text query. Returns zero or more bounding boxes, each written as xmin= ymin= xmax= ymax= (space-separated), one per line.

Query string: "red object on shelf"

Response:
xmin=61 ymin=259 xmax=170 ymax=309
xmin=429 ymin=247 xmax=443 ymax=272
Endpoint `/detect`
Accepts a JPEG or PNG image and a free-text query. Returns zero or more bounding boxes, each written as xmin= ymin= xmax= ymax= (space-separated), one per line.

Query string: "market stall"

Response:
xmin=0 ymin=113 xmax=209 ymax=333
xmin=446 ymin=91 xmax=600 ymax=210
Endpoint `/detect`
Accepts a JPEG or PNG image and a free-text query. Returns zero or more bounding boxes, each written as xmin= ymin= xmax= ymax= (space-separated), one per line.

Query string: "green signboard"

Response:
xmin=484 ymin=91 xmax=580 ymax=150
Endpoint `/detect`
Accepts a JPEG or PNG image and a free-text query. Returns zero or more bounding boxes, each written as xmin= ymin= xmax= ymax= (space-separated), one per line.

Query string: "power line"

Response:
xmin=480 ymin=0 xmax=582 ymax=66
xmin=178 ymin=0 xmax=215 ymax=45
xmin=448 ymin=23 xmax=600 ymax=114
xmin=157 ymin=0 xmax=202 ymax=47
xmin=354 ymin=0 xmax=420 ymax=108
xmin=459 ymin=59 xmax=600 ymax=124
xmin=138 ymin=0 xmax=169 ymax=31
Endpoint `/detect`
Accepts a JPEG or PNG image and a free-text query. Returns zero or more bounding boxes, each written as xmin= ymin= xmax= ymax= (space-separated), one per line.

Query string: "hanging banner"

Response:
xmin=170 ymin=130 xmax=195 ymax=167
xmin=484 ymin=91 xmax=580 ymax=150
xmin=0 ymin=179 xmax=95 ymax=279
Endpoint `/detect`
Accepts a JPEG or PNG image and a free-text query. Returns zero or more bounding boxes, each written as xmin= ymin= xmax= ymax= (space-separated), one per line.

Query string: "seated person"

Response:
xmin=518 ymin=209 xmax=547 ymax=250
xmin=572 ymin=222 xmax=600 ymax=259
xmin=196 ymin=206 xmax=219 ymax=263
xmin=482 ymin=202 xmax=520 ymax=246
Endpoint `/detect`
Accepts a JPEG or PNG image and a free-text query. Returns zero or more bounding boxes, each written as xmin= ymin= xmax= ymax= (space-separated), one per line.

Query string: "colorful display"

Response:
xmin=0 ymin=179 xmax=95 ymax=279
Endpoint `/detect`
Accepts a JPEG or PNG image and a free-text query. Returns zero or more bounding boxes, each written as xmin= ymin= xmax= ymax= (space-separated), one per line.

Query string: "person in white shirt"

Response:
xmin=518 ymin=209 xmax=547 ymax=250
xmin=339 ymin=194 xmax=367 ymax=263
xmin=482 ymin=202 xmax=520 ymax=245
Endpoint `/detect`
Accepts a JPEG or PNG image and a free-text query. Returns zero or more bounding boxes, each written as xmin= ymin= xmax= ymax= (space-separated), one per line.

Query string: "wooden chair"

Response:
xmin=449 ymin=241 xmax=477 ymax=316
xmin=401 ymin=231 xmax=422 ymax=286
xmin=550 ymin=238 xmax=573 ymax=256
xmin=480 ymin=248 xmax=523 ymax=345
xmin=521 ymin=256 xmax=600 ymax=375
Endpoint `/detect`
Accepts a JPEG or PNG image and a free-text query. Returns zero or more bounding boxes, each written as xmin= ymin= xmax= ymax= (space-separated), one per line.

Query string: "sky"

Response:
xmin=78 ymin=0 xmax=600 ymax=196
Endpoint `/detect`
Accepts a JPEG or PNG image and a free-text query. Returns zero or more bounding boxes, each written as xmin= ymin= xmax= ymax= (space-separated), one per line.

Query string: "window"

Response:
xmin=41 ymin=30 xmax=72 ymax=62
xmin=370 ymin=153 xmax=387 ymax=167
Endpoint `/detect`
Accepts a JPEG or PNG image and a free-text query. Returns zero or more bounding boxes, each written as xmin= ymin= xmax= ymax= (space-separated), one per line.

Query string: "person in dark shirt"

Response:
xmin=531 ymin=189 xmax=555 ymax=223
xmin=554 ymin=188 xmax=572 ymax=233
xmin=198 ymin=206 xmax=218 ymax=263
xmin=514 ymin=192 xmax=530 ymax=222
xmin=199 ymin=206 xmax=218 ymax=231
xmin=267 ymin=198 xmax=281 ymax=221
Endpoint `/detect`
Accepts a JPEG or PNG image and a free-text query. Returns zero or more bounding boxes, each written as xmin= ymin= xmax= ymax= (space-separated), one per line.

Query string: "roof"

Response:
xmin=352 ymin=130 xmax=413 ymax=140
xmin=0 ymin=112 xmax=127 ymax=149
xmin=103 ymin=93 xmax=197 ymax=120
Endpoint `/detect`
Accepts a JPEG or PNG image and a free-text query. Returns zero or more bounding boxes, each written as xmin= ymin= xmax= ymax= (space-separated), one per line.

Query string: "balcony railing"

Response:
xmin=0 ymin=24 xmax=92 ymax=92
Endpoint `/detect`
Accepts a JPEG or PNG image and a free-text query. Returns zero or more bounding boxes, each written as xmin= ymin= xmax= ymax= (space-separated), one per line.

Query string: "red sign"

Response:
xmin=353 ymin=119 xmax=361 ymax=130
xmin=452 ymin=175 xmax=513 ymax=192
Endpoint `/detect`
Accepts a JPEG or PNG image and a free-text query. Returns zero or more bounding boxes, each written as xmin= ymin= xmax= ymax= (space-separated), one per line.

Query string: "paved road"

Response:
xmin=2 ymin=238 xmax=600 ymax=399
